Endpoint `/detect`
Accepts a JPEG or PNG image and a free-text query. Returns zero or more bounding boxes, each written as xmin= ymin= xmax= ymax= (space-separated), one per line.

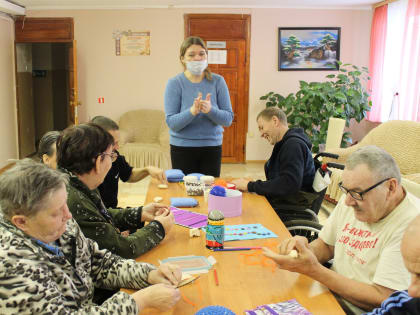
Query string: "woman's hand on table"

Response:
xmin=141 ymin=203 xmax=170 ymax=222
xmin=132 ymin=283 xmax=180 ymax=311
xmin=154 ymin=208 xmax=175 ymax=234
xmin=147 ymin=166 xmax=166 ymax=183
xmin=148 ymin=263 xmax=182 ymax=286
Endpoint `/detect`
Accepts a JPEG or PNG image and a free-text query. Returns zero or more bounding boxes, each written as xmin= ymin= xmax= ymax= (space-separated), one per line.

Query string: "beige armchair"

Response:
xmin=324 ymin=120 xmax=420 ymax=203
xmin=118 ymin=109 xmax=171 ymax=169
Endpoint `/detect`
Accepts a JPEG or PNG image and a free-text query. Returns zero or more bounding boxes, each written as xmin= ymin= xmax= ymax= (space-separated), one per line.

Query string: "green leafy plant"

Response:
xmin=260 ymin=62 xmax=372 ymax=152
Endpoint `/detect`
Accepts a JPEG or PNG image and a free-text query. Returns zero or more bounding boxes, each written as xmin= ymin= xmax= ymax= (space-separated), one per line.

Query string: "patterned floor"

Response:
xmin=118 ymin=162 xmax=332 ymax=224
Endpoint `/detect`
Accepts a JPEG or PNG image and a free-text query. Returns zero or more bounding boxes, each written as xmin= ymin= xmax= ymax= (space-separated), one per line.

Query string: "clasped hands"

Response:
xmin=141 ymin=203 xmax=175 ymax=234
xmin=263 ymin=236 xmax=321 ymax=277
xmin=190 ymin=92 xmax=212 ymax=116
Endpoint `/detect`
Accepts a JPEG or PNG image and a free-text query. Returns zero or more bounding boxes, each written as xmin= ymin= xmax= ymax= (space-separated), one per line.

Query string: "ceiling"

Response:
xmin=10 ymin=0 xmax=377 ymax=10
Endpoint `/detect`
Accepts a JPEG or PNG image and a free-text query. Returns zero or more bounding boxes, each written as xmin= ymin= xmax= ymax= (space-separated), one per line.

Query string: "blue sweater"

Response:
xmin=164 ymin=73 xmax=233 ymax=147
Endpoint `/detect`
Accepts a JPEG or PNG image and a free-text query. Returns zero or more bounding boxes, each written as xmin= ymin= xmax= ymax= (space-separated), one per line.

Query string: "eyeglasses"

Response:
xmin=338 ymin=178 xmax=391 ymax=201
xmin=100 ymin=151 xmax=118 ymax=162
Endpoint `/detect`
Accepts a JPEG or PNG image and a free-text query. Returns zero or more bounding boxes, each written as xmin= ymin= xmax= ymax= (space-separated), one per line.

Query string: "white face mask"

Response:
xmin=186 ymin=60 xmax=208 ymax=76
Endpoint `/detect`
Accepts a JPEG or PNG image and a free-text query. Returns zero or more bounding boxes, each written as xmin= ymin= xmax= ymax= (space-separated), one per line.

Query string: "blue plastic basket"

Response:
xmin=195 ymin=305 xmax=236 ymax=315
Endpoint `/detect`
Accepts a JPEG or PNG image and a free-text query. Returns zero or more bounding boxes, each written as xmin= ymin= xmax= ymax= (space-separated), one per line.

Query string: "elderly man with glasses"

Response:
xmin=263 ymin=145 xmax=420 ymax=315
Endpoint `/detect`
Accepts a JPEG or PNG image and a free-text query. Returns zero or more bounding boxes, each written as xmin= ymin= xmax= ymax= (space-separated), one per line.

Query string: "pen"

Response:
xmin=212 ymin=247 xmax=262 ymax=251
xmin=213 ymin=269 xmax=219 ymax=286
xmin=223 ymin=246 xmax=262 ymax=249
xmin=212 ymin=248 xmax=251 ymax=251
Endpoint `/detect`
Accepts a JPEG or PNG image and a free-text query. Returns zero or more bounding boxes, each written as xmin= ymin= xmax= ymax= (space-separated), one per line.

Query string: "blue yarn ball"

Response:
xmin=210 ymin=185 xmax=226 ymax=197
xmin=195 ymin=305 xmax=236 ymax=315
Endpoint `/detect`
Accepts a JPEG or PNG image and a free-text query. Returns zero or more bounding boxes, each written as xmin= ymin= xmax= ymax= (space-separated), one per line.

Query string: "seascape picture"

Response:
xmin=278 ymin=27 xmax=340 ymax=71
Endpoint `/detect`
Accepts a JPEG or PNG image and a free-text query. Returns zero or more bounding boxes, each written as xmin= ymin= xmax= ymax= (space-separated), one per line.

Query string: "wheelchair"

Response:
xmin=280 ymin=152 xmax=344 ymax=241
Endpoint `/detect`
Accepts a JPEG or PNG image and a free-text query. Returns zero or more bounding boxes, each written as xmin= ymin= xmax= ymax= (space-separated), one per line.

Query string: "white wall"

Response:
xmin=0 ymin=14 xmax=18 ymax=167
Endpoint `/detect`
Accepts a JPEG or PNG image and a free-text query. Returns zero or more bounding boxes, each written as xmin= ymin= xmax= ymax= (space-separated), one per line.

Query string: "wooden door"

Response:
xmin=14 ymin=17 xmax=77 ymax=157
xmin=68 ymin=40 xmax=79 ymax=125
xmin=185 ymin=14 xmax=251 ymax=163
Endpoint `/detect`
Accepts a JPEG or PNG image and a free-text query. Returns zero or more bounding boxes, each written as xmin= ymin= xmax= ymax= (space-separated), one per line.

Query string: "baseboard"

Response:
xmin=245 ymin=160 xmax=265 ymax=163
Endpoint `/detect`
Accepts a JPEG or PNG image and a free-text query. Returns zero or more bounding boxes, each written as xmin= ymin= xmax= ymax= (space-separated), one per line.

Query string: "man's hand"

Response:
xmin=131 ymin=283 xmax=180 ymax=311
xmin=147 ymin=166 xmax=166 ymax=183
xmin=231 ymin=178 xmax=251 ymax=192
xmin=148 ymin=263 xmax=182 ymax=286
xmin=154 ymin=208 xmax=175 ymax=234
xmin=199 ymin=93 xmax=212 ymax=113
xmin=262 ymin=236 xmax=321 ymax=277
xmin=141 ymin=203 xmax=170 ymax=222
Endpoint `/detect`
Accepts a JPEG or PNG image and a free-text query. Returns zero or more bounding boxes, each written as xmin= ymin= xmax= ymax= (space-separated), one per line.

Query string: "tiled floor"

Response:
xmin=118 ymin=162 xmax=332 ymax=224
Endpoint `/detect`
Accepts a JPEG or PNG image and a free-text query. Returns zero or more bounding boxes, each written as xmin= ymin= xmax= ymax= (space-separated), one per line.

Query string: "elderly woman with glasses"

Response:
xmin=57 ymin=123 xmax=175 ymax=302
xmin=0 ymin=159 xmax=181 ymax=313
xmin=263 ymin=145 xmax=420 ymax=315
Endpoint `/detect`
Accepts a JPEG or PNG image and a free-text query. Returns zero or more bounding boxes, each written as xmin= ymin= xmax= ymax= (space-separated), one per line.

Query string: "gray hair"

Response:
xmin=90 ymin=116 xmax=119 ymax=131
xmin=346 ymin=145 xmax=401 ymax=183
xmin=0 ymin=159 xmax=69 ymax=220
xmin=38 ymin=130 xmax=61 ymax=160
xmin=257 ymin=107 xmax=288 ymax=125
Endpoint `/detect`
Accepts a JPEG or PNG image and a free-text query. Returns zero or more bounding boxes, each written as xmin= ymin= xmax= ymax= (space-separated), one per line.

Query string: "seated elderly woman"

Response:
xmin=38 ymin=130 xmax=61 ymax=169
xmin=56 ymin=123 xmax=174 ymax=260
xmin=0 ymin=159 xmax=181 ymax=313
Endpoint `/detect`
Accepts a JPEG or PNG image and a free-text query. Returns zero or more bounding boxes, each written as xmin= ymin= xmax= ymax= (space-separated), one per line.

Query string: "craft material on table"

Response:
xmin=213 ymin=269 xmax=219 ymax=286
xmin=160 ymin=255 xmax=214 ymax=273
xmin=177 ymin=274 xmax=200 ymax=288
xmin=165 ymin=169 xmax=185 ymax=182
xmin=244 ymin=299 xmax=312 ymax=315
xmin=206 ymin=210 xmax=225 ymax=249
xmin=170 ymin=197 xmax=198 ymax=208
xmin=212 ymin=248 xmax=259 ymax=252
xmin=170 ymin=206 xmax=207 ymax=228
xmin=224 ymin=224 xmax=277 ymax=241
xmin=208 ymin=188 xmax=242 ymax=218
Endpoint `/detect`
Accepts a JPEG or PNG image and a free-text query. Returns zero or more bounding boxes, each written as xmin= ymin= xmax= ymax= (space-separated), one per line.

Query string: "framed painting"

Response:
xmin=278 ymin=27 xmax=341 ymax=71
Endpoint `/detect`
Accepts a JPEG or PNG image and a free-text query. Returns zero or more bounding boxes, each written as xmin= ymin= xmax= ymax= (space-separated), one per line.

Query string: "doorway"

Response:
xmin=14 ymin=17 xmax=77 ymax=158
xmin=15 ymin=43 xmax=70 ymax=157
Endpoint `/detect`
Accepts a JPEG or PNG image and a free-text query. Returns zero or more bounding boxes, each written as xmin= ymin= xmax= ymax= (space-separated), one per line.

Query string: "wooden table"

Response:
xmin=125 ymin=179 xmax=344 ymax=315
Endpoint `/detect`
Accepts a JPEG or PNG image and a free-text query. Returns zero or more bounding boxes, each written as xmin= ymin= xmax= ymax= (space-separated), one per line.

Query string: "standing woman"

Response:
xmin=164 ymin=36 xmax=233 ymax=177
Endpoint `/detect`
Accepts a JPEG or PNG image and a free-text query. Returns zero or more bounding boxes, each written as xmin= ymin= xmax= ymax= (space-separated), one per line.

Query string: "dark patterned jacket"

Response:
xmin=0 ymin=216 xmax=155 ymax=314
xmin=62 ymin=168 xmax=165 ymax=259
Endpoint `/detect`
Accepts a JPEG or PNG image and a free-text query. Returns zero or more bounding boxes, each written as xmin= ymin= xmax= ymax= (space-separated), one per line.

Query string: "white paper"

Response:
xmin=208 ymin=50 xmax=227 ymax=64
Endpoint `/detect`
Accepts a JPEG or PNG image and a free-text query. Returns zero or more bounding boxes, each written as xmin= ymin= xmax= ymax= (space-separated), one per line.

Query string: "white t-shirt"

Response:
xmin=319 ymin=190 xmax=420 ymax=314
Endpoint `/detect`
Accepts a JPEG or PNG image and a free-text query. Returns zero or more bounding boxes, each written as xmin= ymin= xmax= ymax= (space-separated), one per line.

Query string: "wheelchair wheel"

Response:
xmin=284 ymin=220 xmax=323 ymax=242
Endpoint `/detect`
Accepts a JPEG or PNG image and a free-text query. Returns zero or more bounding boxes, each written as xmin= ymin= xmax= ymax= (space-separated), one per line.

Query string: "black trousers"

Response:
xmin=170 ymin=145 xmax=222 ymax=177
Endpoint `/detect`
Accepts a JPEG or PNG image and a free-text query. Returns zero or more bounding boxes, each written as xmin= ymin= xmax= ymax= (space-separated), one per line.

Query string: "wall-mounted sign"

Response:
xmin=32 ymin=70 xmax=47 ymax=77
xmin=208 ymin=50 xmax=227 ymax=65
xmin=113 ymin=30 xmax=151 ymax=56
xmin=207 ymin=41 xmax=226 ymax=49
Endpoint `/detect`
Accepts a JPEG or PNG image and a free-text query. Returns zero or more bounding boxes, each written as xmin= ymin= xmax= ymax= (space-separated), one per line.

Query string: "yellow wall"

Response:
xmin=1 ymin=7 xmax=372 ymax=162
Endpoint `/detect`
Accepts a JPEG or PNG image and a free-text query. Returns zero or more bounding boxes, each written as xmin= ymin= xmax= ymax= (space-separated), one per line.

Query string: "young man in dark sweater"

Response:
xmin=232 ymin=107 xmax=317 ymax=222
xmin=91 ymin=116 xmax=166 ymax=208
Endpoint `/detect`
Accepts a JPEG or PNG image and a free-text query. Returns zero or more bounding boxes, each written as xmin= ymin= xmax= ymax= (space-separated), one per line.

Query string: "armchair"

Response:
xmin=324 ymin=120 xmax=420 ymax=204
xmin=118 ymin=109 xmax=171 ymax=169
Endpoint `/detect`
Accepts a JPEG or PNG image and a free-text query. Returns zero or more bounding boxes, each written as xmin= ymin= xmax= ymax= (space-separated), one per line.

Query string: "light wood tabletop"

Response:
xmin=123 ymin=179 xmax=345 ymax=315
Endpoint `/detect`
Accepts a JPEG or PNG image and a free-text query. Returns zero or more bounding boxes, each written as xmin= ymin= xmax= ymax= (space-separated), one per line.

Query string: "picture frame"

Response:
xmin=278 ymin=27 xmax=341 ymax=71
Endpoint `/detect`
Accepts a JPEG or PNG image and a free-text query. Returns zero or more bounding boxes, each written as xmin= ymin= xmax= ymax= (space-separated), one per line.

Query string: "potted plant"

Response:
xmin=260 ymin=62 xmax=372 ymax=153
